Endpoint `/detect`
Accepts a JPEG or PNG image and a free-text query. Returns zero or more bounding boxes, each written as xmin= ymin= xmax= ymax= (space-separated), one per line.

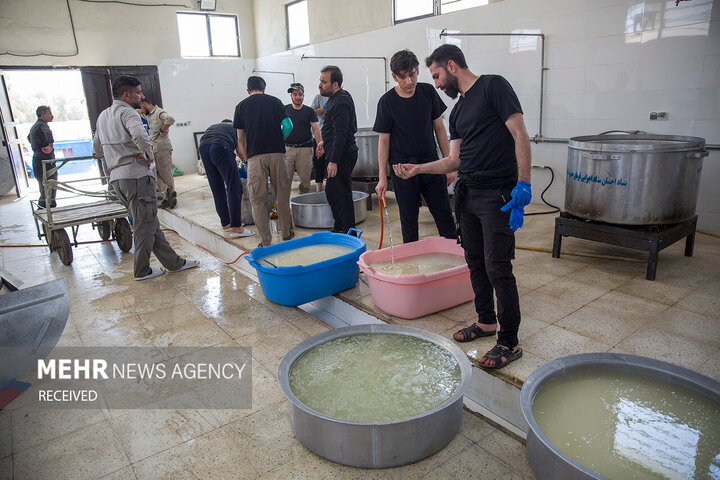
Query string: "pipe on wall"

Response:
xmin=251 ymin=69 xmax=296 ymax=83
xmin=300 ymin=54 xmax=389 ymax=90
xmin=440 ymin=29 xmax=546 ymax=138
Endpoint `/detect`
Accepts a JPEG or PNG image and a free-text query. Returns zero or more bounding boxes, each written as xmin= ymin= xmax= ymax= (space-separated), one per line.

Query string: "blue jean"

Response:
xmin=459 ymin=185 xmax=521 ymax=349
xmin=199 ymin=143 xmax=243 ymax=227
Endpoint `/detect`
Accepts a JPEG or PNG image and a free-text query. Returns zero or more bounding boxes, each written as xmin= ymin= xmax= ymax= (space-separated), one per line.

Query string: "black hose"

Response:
xmin=526 ymin=166 xmax=560 ymax=216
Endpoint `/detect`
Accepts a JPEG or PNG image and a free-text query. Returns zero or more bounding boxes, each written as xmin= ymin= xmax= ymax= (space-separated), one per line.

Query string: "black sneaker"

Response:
xmin=166 ymin=188 xmax=177 ymax=200
xmin=283 ymin=230 xmax=295 ymax=241
xmin=158 ymin=198 xmax=171 ymax=209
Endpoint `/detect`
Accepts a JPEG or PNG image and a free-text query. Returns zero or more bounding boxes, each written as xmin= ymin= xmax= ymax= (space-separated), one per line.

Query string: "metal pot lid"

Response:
xmin=569 ymin=132 xmax=706 ymax=153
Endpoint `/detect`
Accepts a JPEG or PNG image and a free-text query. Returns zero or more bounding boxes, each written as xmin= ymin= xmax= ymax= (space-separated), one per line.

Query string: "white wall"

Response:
xmin=257 ymin=0 xmax=720 ymax=231
xmin=0 ymin=0 xmax=257 ymax=175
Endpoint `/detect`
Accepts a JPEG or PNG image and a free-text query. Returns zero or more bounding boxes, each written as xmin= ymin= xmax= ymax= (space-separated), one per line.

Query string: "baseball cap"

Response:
xmin=287 ymin=83 xmax=304 ymax=93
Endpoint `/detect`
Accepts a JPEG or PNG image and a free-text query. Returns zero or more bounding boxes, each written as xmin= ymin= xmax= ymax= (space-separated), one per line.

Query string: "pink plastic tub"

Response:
xmin=357 ymin=236 xmax=474 ymax=319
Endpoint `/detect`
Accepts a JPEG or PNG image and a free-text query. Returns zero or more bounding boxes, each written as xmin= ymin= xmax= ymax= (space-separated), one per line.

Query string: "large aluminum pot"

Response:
xmin=278 ymin=324 xmax=472 ymax=468
xmin=291 ymin=191 xmax=368 ymax=228
xmin=521 ymin=353 xmax=720 ymax=479
xmin=565 ymin=132 xmax=708 ymax=225
xmin=353 ymin=128 xmax=379 ymax=179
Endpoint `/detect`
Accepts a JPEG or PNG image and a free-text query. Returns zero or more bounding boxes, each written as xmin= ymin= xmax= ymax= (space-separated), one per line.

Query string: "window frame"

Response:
xmin=176 ymin=11 xmax=241 ymax=58
xmin=286 ymin=0 xmax=310 ymax=50
xmin=393 ymin=0 xmax=489 ymax=24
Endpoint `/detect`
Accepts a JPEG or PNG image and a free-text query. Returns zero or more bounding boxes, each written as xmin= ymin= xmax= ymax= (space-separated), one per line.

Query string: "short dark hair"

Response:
xmin=321 ymin=65 xmax=343 ymax=88
xmin=390 ymin=50 xmax=419 ymax=75
xmin=141 ymin=97 xmax=153 ymax=106
xmin=221 ymin=119 xmax=232 ymax=123
xmin=425 ymin=44 xmax=468 ymax=69
xmin=112 ymin=75 xmax=141 ymax=99
xmin=247 ymin=76 xmax=266 ymax=91
xmin=36 ymin=105 xmax=50 ymax=118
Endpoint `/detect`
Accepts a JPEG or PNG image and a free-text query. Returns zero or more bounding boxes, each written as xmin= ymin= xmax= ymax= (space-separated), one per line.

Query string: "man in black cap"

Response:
xmin=284 ymin=83 xmax=323 ymax=194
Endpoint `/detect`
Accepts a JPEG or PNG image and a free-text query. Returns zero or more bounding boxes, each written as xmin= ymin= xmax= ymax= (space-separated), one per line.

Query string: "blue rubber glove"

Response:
xmin=501 ymin=181 xmax=532 ymax=210
xmin=506 ymin=206 xmax=525 ymax=231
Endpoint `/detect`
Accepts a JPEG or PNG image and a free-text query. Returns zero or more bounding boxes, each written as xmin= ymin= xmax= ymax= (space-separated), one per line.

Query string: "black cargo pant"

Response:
xmin=390 ymin=165 xmax=455 ymax=243
xmin=459 ymin=184 xmax=521 ymax=349
xmin=324 ymin=148 xmax=357 ymax=233
xmin=111 ymin=175 xmax=184 ymax=278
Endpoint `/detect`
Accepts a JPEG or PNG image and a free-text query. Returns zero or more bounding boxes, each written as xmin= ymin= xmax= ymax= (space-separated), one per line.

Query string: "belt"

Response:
xmin=286 ymin=141 xmax=313 ymax=148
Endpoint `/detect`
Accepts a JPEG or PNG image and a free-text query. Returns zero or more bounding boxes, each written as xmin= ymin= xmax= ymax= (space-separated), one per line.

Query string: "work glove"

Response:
xmin=500 ymin=204 xmax=525 ymax=231
xmin=501 ymin=181 xmax=532 ymax=210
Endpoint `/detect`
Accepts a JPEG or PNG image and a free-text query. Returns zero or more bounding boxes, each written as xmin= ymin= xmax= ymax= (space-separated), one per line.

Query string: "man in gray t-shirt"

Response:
xmin=310 ymin=93 xmax=330 ymax=191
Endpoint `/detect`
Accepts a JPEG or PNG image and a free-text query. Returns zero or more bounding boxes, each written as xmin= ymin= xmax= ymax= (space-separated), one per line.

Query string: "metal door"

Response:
xmin=0 ymin=70 xmax=29 ymax=198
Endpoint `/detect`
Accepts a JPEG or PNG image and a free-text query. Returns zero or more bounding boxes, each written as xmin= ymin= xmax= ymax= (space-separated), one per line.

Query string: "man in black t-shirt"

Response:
xmin=233 ymin=76 xmax=295 ymax=247
xmin=373 ymin=49 xmax=455 ymax=244
xmin=395 ymin=45 xmax=532 ymax=370
xmin=318 ymin=65 xmax=358 ymax=234
xmin=284 ymin=83 xmax=322 ymax=194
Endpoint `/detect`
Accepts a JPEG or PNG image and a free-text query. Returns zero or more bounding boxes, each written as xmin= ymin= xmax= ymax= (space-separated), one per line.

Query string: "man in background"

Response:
xmin=311 ymin=92 xmax=330 ymax=192
xmin=284 ymin=83 xmax=322 ymax=194
xmin=140 ymin=98 xmax=176 ymax=209
xmin=94 ymin=75 xmax=198 ymax=280
xmin=28 ymin=105 xmax=56 ymax=208
xmin=233 ymin=75 xmax=294 ymax=247
xmin=318 ymin=65 xmax=358 ymax=234
xmin=373 ymin=49 xmax=456 ymax=244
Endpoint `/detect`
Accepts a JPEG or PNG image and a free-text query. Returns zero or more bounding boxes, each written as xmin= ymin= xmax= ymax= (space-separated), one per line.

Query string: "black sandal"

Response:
xmin=478 ymin=344 xmax=522 ymax=369
xmin=453 ymin=323 xmax=497 ymax=343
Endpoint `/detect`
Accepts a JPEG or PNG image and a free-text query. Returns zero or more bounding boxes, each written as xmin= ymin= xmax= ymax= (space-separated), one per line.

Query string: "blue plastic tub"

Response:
xmin=245 ymin=230 xmax=366 ymax=306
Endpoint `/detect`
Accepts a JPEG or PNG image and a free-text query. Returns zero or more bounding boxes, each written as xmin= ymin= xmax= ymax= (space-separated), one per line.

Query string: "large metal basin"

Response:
xmin=278 ymin=324 xmax=472 ymax=468
xmin=353 ymin=128 xmax=379 ymax=179
xmin=520 ymin=353 xmax=720 ymax=480
xmin=565 ymin=133 xmax=708 ymax=225
xmin=291 ymin=191 xmax=368 ymax=229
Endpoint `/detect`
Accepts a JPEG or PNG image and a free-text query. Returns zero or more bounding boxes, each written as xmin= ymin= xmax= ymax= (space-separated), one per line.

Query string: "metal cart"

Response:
xmin=31 ymin=156 xmax=133 ymax=265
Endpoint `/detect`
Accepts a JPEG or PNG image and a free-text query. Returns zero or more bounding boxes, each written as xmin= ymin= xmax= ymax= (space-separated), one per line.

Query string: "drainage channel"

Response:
xmin=158 ymin=209 xmax=529 ymax=438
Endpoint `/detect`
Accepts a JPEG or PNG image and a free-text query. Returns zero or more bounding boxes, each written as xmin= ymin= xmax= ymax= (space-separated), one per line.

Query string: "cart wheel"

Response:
xmin=97 ymin=221 xmax=112 ymax=241
xmin=52 ymin=229 xmax=73 ymax=265
xmin=115 ymin=218 xmax=133 ymax=252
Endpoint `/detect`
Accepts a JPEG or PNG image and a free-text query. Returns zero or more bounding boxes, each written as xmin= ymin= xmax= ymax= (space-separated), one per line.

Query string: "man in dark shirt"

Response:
xmin=28 ymin=105 xmax=57 ymax=208
xmin=395 ymin=45 xmax=532 ymax=369
xmin=198 ymin=120 xmax=253 ymax=238
xmin=284 ymin=83 xmax=322 ymax=194
xmin=373 ymin=49 xmax=455 ymax=244
xmin=233 ymin=76 xmax=294 ymax=247
xmin=318 ymin=65 xmax=358 ymax=234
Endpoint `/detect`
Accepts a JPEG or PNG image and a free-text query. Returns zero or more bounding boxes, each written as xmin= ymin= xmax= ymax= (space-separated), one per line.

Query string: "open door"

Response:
xmin=0 ymin=70 xmax=29 ymax=198
xmin=81 ymin=65 xmax=163 ymax=134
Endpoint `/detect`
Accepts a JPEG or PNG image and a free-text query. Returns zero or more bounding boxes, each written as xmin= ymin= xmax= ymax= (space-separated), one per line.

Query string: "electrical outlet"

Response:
xmin=650 ymin=111 xmax=669 ymax=120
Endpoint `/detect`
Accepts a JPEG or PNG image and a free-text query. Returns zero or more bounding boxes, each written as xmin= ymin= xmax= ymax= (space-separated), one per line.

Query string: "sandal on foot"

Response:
xmin=453 ymin=323 xmax=497 ymax=343
xmin=478 ymin=344 xmax=522 ymax=369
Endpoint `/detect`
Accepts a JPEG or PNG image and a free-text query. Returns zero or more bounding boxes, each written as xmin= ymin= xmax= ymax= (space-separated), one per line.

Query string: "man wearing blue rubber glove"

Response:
xmin=500 ymin=180 xmax=532 ymax=231
xmin=394 ymin=45 xmax=531 ymax=370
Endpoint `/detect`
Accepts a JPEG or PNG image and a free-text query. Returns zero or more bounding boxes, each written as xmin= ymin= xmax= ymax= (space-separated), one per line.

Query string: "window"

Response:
xmin=286 ymin=0 xmax=310 ymax=48
xmin=177 ymin=12 xmax=240 ymax=57
xmin=394 ymin=0 xmax=489 ymax=23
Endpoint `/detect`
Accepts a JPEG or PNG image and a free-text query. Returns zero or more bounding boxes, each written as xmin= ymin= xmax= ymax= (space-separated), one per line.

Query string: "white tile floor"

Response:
xmin=1 ymin=173 xmax=719 ymax=479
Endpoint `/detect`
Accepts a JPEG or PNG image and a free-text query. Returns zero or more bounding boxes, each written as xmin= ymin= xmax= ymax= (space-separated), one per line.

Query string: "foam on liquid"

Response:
xmin=532 ymin=369 xmax=720 ymax=480
xmin=370 ymin=252 xmax=466 ymax=276
xmin=289 ymin=333 xmax=461 ymax=422
xmin=261 ymin=244 xmax=354 ymax=267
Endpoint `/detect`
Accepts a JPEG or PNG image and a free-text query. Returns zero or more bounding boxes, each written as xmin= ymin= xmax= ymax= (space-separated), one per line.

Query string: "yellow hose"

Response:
xmin=516 ymin=245 xmax=645 ymax=263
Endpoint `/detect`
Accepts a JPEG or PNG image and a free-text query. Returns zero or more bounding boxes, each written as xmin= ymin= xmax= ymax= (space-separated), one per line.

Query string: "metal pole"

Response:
xmin=301 ymin=55 xmax=389 ymax=90
xmin=251 ymin=69 xmax=296 ymax=83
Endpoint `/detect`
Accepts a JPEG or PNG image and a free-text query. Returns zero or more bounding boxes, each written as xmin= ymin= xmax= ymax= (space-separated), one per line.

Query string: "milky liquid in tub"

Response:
xmin=369 ymin=252 xmax=467 ymax=276
xmin=532 ymin=369 xmax=720 ymax=480
xmin=288 ymin=333 xmax=461 ymax=422
xmin=357 ymin=236 xmax=474 ymax=319
xmin=262 ymin=244 xmax=354 ymax=267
